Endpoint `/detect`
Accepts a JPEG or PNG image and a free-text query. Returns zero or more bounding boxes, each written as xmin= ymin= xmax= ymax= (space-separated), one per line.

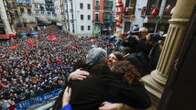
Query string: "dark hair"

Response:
xmin=111 ymin=61 xmax=141 ymax=84
xmin=112 ymin=51 xmax=124 ymax=60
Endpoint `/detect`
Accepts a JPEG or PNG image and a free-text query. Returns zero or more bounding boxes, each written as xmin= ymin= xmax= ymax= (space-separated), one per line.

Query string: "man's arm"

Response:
xmin=99 ymin=102 xmax=136 ymax=110
xmin=67 ymin=69 xmax=89 ymax=81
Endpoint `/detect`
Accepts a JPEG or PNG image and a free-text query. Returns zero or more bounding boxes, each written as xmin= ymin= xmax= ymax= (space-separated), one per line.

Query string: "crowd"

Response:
xmin=0 ymin=25 xmax=113 ymax=110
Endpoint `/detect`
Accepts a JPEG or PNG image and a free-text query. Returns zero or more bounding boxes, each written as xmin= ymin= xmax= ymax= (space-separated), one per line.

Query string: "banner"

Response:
xmin=16 ymin=89 xmax=62 ymax=110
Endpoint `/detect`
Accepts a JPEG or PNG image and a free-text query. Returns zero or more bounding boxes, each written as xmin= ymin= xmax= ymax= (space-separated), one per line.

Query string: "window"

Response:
xmin=70 ymin=19 xmax=74 ymax=23
xmin=87 ymin=15 xmax=91 ymax=20
xmin=95 ymin=14 xmax=99 ymax=21
xmin=88 ymin=26 xmax=91 ymax=30
xmin=96 ymin=1 xmax=99 ymax=9
xmin=41 ymin=11 xmax=44 ymax=14
xmin=20 ymin=8 xmax=24 ymax=14
xmin=15 ymin=10 xmax=18 ymax=17
xmin=80 ymin=14 xmax=84 ymax=20
xmin=87 ymin=4 xmax=91 ymax=9
xmin=81 ymin=25 xmax=84 ymax=31
xmin=27 ymin=9 xmax=31 ymax=14
xmin=80 ymin=3 xmax=83 ymax=9
xmin=35 ymin=4 xmax=39 ymax=8
xmin=40 ymin=5 xmax=44 ymax=11
xmin=47 ymin=11 xmax=51 ymax=15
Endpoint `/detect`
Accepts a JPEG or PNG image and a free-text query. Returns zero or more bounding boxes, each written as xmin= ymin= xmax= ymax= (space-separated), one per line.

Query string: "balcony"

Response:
xmin=6 ymin=3 xmax=17 ymax=9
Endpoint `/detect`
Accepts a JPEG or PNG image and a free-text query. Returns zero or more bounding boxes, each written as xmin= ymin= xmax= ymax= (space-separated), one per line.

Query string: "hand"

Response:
xmin=99 ymin=101 xmax=123 ymax=110
xmin=62 ymin=86 xmax=72 ymax=107
xmin=68 ymin=69 xmax=90 ymax=81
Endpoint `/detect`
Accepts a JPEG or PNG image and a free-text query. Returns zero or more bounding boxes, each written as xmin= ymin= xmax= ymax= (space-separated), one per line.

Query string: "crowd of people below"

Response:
xmin=0 ymin=24 xmax=165 ymax=110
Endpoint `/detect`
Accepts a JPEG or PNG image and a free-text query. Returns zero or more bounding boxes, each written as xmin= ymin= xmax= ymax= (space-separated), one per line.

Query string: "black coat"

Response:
xmin=69 ymin=63 xmax=151 ymax=110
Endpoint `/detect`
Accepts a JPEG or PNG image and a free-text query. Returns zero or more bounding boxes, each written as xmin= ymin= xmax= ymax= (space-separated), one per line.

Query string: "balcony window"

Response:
xmin=28 ymin=9 xmax=31 ymax=14
xmin=95 ymin=1 xmax=99 ymax=10
xmin=104 ymin=1 xmax=113 ymax=10
xmin=80 ymin=14 xmax=84 ymax=20
xmin=81 ymin=25 xmax=84 ymax=31
xmin=88 ymin=15 xmax=91 ymax=20
xmin=88 ymin=26 xmax=91 ymax=30
xmin=80 ymin=3 xmax=83 ymax=9
xmin=95 ymin=14 xmax=99 ymax=22
xmin=20 ymin=8 xmax=24 ymax=14
xmin=87 ymin=4 xmax=91 ymax=9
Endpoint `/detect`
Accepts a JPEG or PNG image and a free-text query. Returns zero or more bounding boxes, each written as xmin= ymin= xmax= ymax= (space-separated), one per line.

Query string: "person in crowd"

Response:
xmin=146 ymin=33 xmax=164 ymax=69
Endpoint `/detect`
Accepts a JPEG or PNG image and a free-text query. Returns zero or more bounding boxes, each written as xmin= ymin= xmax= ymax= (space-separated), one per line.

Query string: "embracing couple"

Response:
xmin=53 ymin=48 xmax=151 ymax=110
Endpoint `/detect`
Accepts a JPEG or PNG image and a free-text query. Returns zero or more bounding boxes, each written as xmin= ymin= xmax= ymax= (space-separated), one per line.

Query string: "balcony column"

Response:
xmin=0 ymin=0 xmax=12 ymax=34
xmin=141 ymin=0 xmax=196 ymax=99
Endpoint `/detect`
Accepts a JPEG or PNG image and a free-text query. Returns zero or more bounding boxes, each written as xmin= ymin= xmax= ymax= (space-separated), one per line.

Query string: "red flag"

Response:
xmin=26 ymin=39 xmax=35 ymax=47
xmin=56 ymin=57 xmax=62 ymax=64
xmin=48 ymin=57 xmax=51 ymax=64
xmin=48 ymin=34 xmax=57 ymax=41
xmin=8 ymin=33 xmax=16 ymax=38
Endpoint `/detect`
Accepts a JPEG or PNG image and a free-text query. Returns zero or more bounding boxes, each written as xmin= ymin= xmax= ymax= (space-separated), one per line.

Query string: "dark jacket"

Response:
xmin=53 ymin=63 xmax=151 ymax=110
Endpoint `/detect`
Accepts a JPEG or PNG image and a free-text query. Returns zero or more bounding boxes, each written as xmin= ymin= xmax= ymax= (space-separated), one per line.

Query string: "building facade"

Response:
xmin=123 ymin=0 xmax=137 ymax=32
xmin=0 ymin=0 xmax=19 ymax=34
xmin=131 ymin=0 xmax=148 ymax=29
xmin=93 ymin=0 xmax=115 ymax=36
xmin=65 ymin=0 xmax=93 ymax=37
xmin=54 ymin=0 xmax=61 ymax=18
xmin=143 ymin=0 xmax=177 ymax=33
